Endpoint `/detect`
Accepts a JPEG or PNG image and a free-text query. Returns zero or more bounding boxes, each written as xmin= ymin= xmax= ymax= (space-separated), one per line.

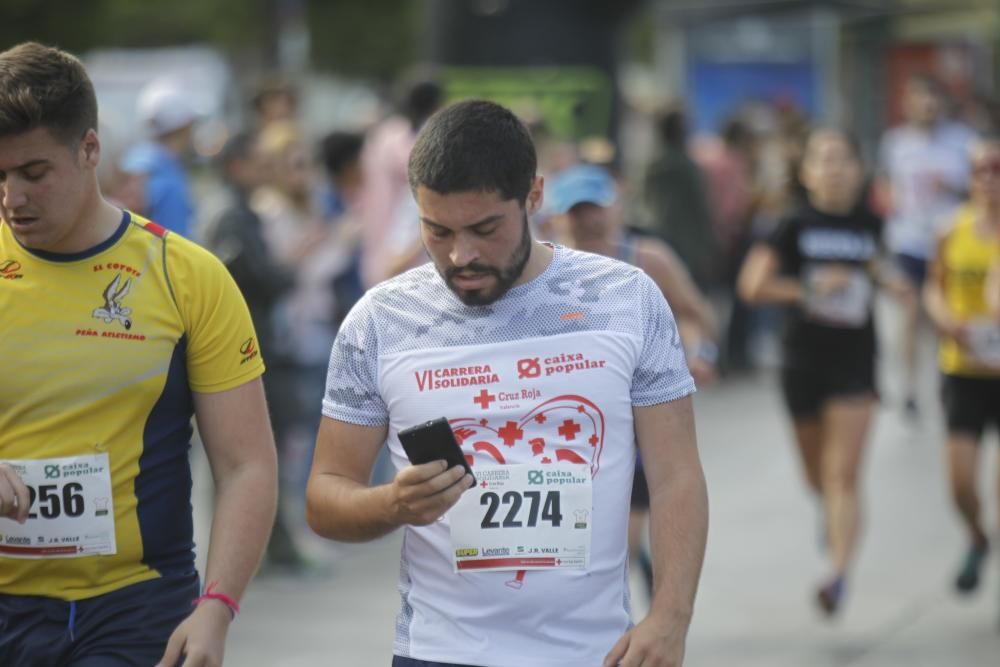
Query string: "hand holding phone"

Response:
xmin=398 ymin=417 xmax=476 ymax=484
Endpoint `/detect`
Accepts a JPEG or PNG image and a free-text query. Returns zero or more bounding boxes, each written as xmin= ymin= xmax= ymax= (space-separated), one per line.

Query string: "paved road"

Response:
xmin=198 ymin=303 xmax=999 ymax=666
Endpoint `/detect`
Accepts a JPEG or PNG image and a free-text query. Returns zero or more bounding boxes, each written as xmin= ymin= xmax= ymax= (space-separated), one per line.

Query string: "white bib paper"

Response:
xmin=0 ymin=454 xmax=116 ymax=558
xmin=804 ymin=267 xmax=872 ymax=328
xmin=967 ymin=320 xmax=1000 ymax=368
xmin=448 ymin=463 xmax=592 ymax=573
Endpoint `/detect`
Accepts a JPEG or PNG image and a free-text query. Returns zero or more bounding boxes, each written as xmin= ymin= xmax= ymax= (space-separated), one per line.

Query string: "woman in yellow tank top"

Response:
xmin=924 ymin=137 xmax=1000 ymax=598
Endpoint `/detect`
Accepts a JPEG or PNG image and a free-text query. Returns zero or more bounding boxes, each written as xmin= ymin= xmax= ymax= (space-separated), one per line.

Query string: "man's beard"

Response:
xmin=439 ymin=213 xmax=532 ymax=307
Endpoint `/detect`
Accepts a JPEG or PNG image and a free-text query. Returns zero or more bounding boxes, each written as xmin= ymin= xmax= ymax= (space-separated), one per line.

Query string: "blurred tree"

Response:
xmin=307 ymin=0 xmax=419 ymax=80
xmin=2 ymin=0 xmax=419 ymax=76
xmin=1 ymin=0 xmax=269 ymax=60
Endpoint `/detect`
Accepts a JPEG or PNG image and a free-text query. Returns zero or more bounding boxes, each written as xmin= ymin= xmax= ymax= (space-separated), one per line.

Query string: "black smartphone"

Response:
xmin=397 ymin=417 xmax=476 ymax=483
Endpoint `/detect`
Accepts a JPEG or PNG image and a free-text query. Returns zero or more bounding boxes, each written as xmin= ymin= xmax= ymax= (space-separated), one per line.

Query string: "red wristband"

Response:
xmin=192 ymin=581 xmax=240 ymax=618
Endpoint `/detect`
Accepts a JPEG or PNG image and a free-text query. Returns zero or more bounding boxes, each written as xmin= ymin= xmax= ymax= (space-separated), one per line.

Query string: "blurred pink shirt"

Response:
xmin=359 ymin=116 xmax=417 ymax=288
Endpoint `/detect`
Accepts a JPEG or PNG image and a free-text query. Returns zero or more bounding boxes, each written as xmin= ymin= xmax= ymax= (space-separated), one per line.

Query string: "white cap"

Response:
xmin=137 ymin=78 xmax=204 ymax=136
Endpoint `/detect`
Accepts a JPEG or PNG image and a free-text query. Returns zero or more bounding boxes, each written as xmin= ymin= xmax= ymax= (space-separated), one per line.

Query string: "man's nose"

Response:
xmin=2 ymin=178 xmax=28 ymax=212
xmin=449 ymin=233 xmax=480 ymax=267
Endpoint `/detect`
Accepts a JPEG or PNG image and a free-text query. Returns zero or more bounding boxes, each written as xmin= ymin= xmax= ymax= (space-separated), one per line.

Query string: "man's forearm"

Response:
xmin=647 ymin=468 xmax=709 ymax=627
xmin=305 ymin=474 xmax=400 ymax=542
xmin=202 ymin=461 xmax=277 ymax=602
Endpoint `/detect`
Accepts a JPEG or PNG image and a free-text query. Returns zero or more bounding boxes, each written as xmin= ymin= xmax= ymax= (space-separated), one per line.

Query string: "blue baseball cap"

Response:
xmin=546 ymin=164 xmax=617 ymax=214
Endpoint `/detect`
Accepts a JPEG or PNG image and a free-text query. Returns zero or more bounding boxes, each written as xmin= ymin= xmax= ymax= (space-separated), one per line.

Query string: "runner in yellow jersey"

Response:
xmin=924 ymin=137 xmax=1000 ymax=599
xmin=0 ymin=42 xmax=278 ymax=667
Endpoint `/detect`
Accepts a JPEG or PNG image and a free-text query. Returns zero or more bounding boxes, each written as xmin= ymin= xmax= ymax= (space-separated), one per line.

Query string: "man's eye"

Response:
xmin=23 ymin=169 xmax=47 ymax=182
xmin=473 ymin=226 xmax=496 ymax=237
xmin=429 ymin=227 xmax=450 ymax=238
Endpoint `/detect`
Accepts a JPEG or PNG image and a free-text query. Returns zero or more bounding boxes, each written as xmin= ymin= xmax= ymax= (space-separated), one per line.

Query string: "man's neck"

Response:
xmin=515 ymin=238 xmax=555 ymax=286
xmin=76 ymin=195 xmax=125 ymax=251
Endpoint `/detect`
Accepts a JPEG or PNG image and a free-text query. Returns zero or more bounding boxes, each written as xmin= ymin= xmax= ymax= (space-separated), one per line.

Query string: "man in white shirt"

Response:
xmin=878 ymin=72 xmax=977 ymax=416
xmin=306 ymin=99 xmax=708 ymax=667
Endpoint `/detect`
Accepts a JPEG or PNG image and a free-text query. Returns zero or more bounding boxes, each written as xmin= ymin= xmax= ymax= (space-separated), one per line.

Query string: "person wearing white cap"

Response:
xmin=120 ymin=78 xmax=202 ymax=238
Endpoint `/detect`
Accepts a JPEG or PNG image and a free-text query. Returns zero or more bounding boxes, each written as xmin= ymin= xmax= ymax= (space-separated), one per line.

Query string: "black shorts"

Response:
xmin=393 ymin=657 xmax=480 ymax=667
xmin=941 ymin=374 xmax=1000 ymax=439
xmin=780 ymin=364 xmax=876 ymax=420
xmin=894 ymin=252 xmax=928 ymax=287
xmin=0 ymin=573 xmax=199 ymax=667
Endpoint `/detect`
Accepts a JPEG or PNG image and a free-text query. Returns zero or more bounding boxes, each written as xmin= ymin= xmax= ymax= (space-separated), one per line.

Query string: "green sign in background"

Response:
xmin=442 ymin=66 xmax=614 ymax=140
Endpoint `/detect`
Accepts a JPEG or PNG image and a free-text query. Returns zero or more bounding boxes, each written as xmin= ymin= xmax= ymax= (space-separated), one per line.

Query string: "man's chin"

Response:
xmin=453 ymin=287 xmax=499 ymax=307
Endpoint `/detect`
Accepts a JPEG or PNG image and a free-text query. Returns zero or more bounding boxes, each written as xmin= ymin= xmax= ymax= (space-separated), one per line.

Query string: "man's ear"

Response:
xmin=80 ymin=129 xmax=101 ymax=167
xmin=526 ymin=174 xmax=544 ymax=215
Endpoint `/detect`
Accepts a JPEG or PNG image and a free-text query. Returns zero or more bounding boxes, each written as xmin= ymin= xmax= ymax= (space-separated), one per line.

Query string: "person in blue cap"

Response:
xmin=547 ymin=162 xmax=718 ymax=600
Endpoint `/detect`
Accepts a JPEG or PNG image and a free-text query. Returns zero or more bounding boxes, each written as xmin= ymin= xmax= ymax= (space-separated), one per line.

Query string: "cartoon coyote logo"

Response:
xmin=92 ymin=273 xmax=133 ymax=329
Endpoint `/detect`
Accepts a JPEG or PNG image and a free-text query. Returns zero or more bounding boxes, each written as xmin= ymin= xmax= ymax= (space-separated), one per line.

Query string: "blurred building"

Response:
xmin=650 ymin=0 xmax=999 ymax=154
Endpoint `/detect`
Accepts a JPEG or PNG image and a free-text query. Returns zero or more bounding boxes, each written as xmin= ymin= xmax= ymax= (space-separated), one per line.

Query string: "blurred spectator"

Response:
xmin=877 ymin=72 xmax=978 ymax=417
xmin=252 ymin=121 xmax=327 ymax=266
xmin=643 ymin=105 xmax=718 ymax=289
xmin=318 ymin=130 xmax=366 ymax=327
xmin=119 ymin=78 xmax=201 ymax=238
xmin=318 ymin=131 xmax=365 ymax=219
xmin=694 ymin=116 xmax=759 ymax=371
xmin=254 ymin=121 xmax=359 ymax=532
xmin=206 ymin=131 xmax=294 ymax=364
xmin=203 ymin=131 xmax=303 ymax=569
xmin=694 ymin=117 xmax=757 ymax=274
xmin=251 ymin=74 xmax=300 ymax=131
xmin=358 ymin=76 xmax=442 ymax=287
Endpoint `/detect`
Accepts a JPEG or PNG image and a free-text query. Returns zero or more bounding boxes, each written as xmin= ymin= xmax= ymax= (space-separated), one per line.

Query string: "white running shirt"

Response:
xmin=879 ymin=121 xmax=976 ymax=259
xmin=323 ymin=245 xmax=695 ymax=667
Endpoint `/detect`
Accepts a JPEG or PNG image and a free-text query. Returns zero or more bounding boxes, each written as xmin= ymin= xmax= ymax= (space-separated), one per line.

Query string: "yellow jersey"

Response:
xmin=0 ymin=212 xmax=264 ymax=600
xmin=937 ymin=205 xmax=1000 ymax=377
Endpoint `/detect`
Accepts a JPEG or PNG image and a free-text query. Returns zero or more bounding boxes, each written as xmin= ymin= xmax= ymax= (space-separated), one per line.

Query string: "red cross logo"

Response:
xmin=473 ymin=389 xmax=496 ymax=410
xmin=558 ymin=419 xmax=581 ymax=441
xmin=498 ymin=421 xmax=524 ymax=446
xmin=480 ymin=480 xmax=488 ymax=488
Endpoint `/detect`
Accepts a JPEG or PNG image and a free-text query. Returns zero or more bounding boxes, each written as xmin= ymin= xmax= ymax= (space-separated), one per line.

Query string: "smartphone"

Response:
xmin=398 ymin=417 xmax=476 ymax=483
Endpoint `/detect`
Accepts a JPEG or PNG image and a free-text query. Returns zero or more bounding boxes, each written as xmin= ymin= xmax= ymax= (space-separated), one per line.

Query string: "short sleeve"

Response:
xmin=168 ymin=236 xmax=265 ymax=393
xmin=321 ymin=295 xmax=388 ymax=426
xmin=631 ymin=274 xmax=696 ymax=406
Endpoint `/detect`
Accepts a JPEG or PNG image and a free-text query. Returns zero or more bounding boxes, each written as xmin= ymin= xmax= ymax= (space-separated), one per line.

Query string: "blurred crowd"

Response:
xmin=95 ymin=66 xmax=1000 ymax=576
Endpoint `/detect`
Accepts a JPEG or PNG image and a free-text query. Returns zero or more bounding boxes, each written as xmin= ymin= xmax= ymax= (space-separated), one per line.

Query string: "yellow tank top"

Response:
xmin=938 ymin=205 xmax=1000 ymax=376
